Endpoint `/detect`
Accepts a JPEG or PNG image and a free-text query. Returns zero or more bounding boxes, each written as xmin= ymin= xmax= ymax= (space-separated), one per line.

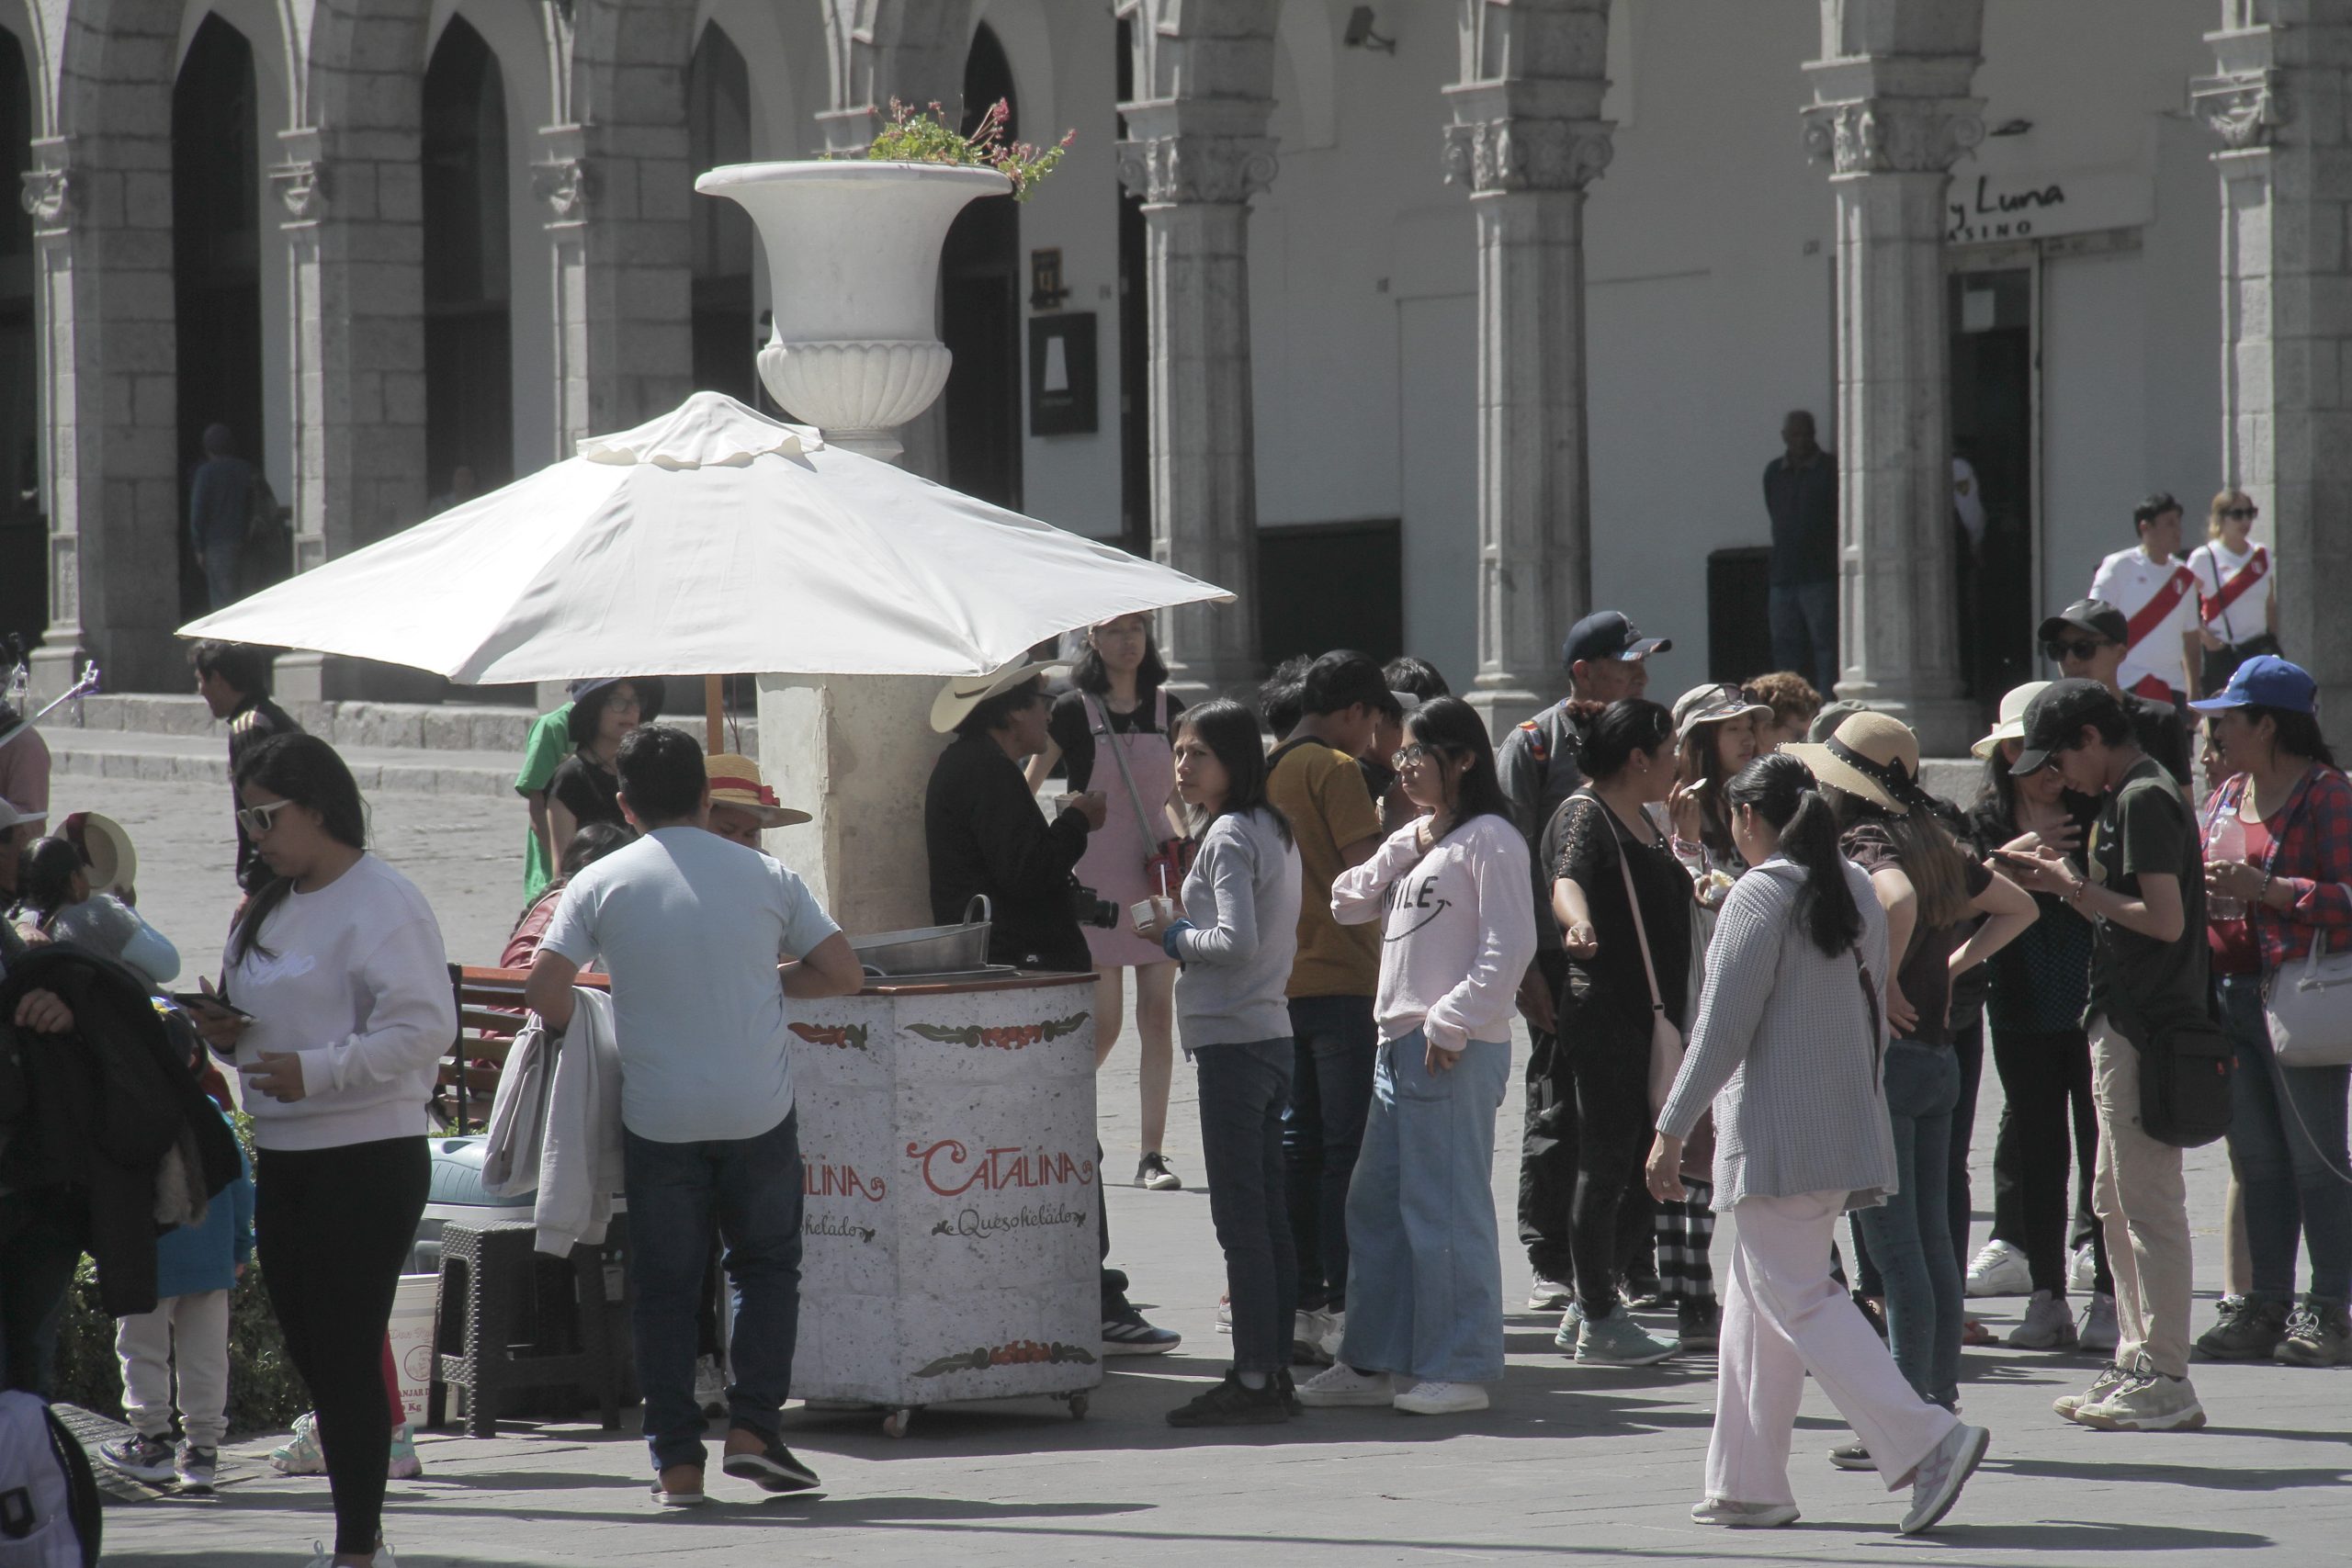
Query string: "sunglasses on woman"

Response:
xmin=2222 ymin=505 xmax=2257 ymax=521
xmin=235 ymin=799 xmax=293 ymax=837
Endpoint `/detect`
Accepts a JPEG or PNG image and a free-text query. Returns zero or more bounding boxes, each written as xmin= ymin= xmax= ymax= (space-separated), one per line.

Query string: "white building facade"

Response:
xmin=1 ymin=0 xmax=2339 ymax=753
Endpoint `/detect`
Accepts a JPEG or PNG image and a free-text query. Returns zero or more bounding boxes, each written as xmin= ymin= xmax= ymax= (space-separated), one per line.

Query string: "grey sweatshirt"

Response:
xmin=1169 ymin=807 xmax=1302 ymax=1049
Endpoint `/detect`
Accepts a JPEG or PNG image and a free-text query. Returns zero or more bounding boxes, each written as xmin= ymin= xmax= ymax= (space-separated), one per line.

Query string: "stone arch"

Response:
xmin=0 ymin=0 xmax=52 ymax=140
xmin=969 ymin=0 xmax=1055 ymax=146
xmin=817 ymin=0 xmax=978 ymax=152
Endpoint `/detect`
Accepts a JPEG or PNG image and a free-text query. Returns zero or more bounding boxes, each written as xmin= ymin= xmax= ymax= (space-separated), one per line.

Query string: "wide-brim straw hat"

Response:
xmin=703 ymin=752 xmax=809 ymax=829
xmin=1784 ymin=711 xmax=1930 ymax=817
xmin=1972 ymin=681 xmax=2052 ymax=761
xmin=60 ymin=810 xmax=136 ymax=897
xmin=930 ymin=660 xmax=1064 ymax=734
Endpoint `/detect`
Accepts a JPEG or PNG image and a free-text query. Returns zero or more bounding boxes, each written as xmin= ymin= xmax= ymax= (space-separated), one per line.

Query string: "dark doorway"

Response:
xmin=172 ymin=15 xmax=266 ymax=620
xmin=0 ymin=26 xmax=39 ymax=652
xmin=1948 ymin=266 xmax=2035 ymax=714
xmin=939 ymin=24 xmax=1022 ymax=510
xmin=1114 ymin=17 xmax=1148 ymax=558
xmin=688 ymin=24 xmax=758 ymax=404
xmin=1258 ymin=522 xmax=1405 ymax=670
xmin=423 ymin=17 xmax=513 ymax=506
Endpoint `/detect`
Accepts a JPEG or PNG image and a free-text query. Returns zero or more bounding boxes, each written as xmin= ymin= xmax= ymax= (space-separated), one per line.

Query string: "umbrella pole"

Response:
xmin=705 ymin=673 xmax=724 ymax=754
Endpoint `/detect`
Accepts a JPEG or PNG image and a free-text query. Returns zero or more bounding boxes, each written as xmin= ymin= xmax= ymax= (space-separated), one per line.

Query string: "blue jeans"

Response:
xmin=1195 ymin=1039 xmax=1299 ymax=1373
xmin=199 ymin=534 xmax=243 ymax=611
xmin=1769 ymin=579 xmax=1838 ymax=698
xmin=623 ymin=1110 xmax=803 ymax=1472
xmin=1284 ymin=995 xmax=1379 ymax=1312
xmin=1338 ymin=1032 xmax=1511 ymax=1384
xmin=2218 ymin=976 xmax=2352 ymax=1303
xmin=1853 ymin=1040 xmax=1962 ymax=1407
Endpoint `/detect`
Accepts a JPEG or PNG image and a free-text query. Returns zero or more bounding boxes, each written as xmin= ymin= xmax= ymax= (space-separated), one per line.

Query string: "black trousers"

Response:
xmin=1988 ymin=1024 xmax=2111 ymax=1296
xmin=257 ymin=1137 xmax=430 ymax=1558
xmin=1516 ymin=953 xmax=1577 ymax=1283
xmin=1568 ymin=1021 xmax=1657 ymax=1320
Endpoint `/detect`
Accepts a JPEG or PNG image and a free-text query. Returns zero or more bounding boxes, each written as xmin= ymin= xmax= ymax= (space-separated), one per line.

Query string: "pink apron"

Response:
xmin=1075 ymin=690 xmax=1177 ymax=969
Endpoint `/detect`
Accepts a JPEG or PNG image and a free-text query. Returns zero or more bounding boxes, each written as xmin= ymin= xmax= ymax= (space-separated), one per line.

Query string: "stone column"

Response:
xmin=1115 ymin=100 xmax=1275 ymax=705
xmin=1803 ymin=4 xmax=1984 ymax=754
xmin=536 ymin=125 xmax=694 ymax=457
xmin=1445 ymin=0 xmax=1614 ymax=737
xmin=269 ymin=126 xmax=433 ymax=702
xmin=25 ymin=131 xmax=181 ymax=701
xmin=2199 ymin=2 xmax=2352 ymax=717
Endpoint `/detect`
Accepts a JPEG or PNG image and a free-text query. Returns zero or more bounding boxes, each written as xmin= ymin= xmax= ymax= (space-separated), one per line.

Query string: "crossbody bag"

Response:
xmin=1085 ymin=691 xmax=1193 ymax=896
xmin=1591 ymin=798 xmax=1714 ymax=1178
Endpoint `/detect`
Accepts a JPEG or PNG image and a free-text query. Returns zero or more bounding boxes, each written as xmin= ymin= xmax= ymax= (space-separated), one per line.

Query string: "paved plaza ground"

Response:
xmin=52 ymin=773 xmax=2352 ymax=1567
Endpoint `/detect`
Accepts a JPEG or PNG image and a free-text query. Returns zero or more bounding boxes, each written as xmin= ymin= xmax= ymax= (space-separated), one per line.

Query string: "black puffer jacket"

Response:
xmin=0 ymin=945 xmax=243 ymax=1315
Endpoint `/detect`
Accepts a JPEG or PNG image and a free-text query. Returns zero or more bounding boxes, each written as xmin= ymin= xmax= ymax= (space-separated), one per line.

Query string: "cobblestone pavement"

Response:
xmin=47 ymin=775 xmax=2352 ymax=1568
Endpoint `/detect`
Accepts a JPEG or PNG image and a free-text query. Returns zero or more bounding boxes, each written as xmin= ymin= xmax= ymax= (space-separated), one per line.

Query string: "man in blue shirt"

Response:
xmin=187 ymin=423 xmax=257 ymax=612
xmin=1764 ymin=410 xmax=1839 ymax=698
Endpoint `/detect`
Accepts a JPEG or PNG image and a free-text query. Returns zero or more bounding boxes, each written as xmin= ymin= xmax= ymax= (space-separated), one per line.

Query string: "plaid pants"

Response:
xmin=1656 ymin=1181 xmax=1717 ymax=1306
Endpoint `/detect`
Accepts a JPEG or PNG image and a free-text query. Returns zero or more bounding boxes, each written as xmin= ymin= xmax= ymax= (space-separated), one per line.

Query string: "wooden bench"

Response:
xmin=438 ymin=964 xmax=609 ymax=1134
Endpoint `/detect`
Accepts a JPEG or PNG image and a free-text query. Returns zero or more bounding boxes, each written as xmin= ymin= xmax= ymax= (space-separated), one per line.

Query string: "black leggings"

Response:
xmin=1568 ymin=1024 xmax=1655 ymax=1320
xmin=1988 ymin=1025 xmax=2110 ymax=1296
xmin=257 ymin=1138 xmax=430 ymax=1558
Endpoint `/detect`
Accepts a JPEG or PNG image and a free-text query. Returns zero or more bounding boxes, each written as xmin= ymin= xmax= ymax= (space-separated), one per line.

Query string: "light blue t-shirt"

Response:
xmin=539 ymin=826 xmax=842 ymax=1144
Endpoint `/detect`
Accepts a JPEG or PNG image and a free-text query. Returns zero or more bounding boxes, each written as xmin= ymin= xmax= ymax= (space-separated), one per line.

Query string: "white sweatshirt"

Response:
xmin=224 ymin=853 xmax=457 ymax=1151
xmin=1331 ymin=813 xmax=1537 ymax=1052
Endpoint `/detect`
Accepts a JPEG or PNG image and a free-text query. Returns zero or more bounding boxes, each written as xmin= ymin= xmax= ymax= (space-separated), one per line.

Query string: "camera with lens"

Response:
xmin=1067 ymin=876 xmax=1118 ymax=930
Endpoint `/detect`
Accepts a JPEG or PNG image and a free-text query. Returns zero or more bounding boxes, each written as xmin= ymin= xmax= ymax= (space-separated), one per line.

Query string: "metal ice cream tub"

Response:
xmin=849 ymin=895 xmax=993 ymax=976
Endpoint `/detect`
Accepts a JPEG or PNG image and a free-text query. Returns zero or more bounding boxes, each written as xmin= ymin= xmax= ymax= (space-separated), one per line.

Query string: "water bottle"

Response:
xmin=2208 ymin=808 xmax=2247 ymax=919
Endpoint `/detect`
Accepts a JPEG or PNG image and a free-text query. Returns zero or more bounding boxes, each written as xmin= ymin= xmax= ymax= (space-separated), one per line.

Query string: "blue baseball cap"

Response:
xmin=1563 ymin=611 xmax=1670 ymax=668
xmin=2188 ymin=654 xmax=2316 ymax=716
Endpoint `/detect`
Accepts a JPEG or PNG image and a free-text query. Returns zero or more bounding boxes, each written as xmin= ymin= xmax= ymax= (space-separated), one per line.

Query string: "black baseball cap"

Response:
xmin=2011 ymin=677 xmax=2124 ymax=776
xmin=2036 ymin=598 xmax=2129 ymax=649
xmin=1563 ymin=611 xmax=1670 ymax=668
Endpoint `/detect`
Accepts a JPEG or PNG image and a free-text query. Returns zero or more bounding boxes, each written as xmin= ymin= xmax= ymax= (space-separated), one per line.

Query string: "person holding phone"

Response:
xmin=185 ymin=733 xmax=456 ymax=1568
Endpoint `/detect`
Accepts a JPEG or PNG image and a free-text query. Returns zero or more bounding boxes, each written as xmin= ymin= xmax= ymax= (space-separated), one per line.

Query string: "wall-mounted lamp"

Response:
xmin=1343 ymin=6 xmax=1396 ymax=54
xmin=1988 ymin=118 xmax=2034 ymax=137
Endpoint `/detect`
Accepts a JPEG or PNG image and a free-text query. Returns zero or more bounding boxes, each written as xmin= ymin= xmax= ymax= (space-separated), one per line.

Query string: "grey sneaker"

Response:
xmin=1691 ymin=1498 xmax=1800 ymax=1528
xmin=2195 ymin=1293 xmax=2287 ymax=1360
xmin=1900 ymin=1423 xmax=1990 ymax=1535
xmin=2274 ymin=1298 xmax=2352 ymax=1368
xmin=1527 ymin=1275 xmax=1572 ymax=1311
xmin=99 ymin=1432 xmax=176 ymax=1483
xmin=1826 ymin=1440 xmax=1873 ymax=1471
xmin=2007 ymin=1289 xmax=2079 ymax=1350
xmin=2053 ymin=1363 xmax=2129 ymax=1424
xmin=1135 ymin=1153 xmax=1182 ymax=1191
xmin=175 ymin=1443 xmax=219 ymax=1494
xmin=1575 ymin=1304 xmax=1679 ymax=1367
xmin=2078 ymin=1292 xmax=2119 ymax=1354
xmin=1550 ymin=1298 xmax=1587 ymax=1351
xmin=2076 ymin=1358 xmax=2206 ymax=1431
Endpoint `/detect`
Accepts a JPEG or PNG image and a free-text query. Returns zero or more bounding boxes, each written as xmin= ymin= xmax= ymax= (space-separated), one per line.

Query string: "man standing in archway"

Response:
xmin=188 ymin=423 xmax=257 ymax=613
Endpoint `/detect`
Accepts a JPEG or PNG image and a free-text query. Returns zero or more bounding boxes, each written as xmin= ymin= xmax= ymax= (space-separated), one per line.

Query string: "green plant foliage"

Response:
xmin=865 ymin=98 xmax=1074 ymax=201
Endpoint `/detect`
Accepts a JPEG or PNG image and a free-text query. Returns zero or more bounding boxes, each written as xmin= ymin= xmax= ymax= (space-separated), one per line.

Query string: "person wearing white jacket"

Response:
xmin=1297 ymin=697 xmax=1536 ymax=1417
xmin=185 ymin=734 xmax=457 ymax=1568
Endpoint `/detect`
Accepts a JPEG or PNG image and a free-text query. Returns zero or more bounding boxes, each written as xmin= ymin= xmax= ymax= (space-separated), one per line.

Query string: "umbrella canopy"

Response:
xmin=179 ymin=393 xmax=1232 ymax=683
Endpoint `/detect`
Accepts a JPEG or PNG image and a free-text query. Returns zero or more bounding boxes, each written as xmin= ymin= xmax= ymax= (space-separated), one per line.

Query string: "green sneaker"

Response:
xmin=1575 ymin=1304 xmax=1679 ymax=1367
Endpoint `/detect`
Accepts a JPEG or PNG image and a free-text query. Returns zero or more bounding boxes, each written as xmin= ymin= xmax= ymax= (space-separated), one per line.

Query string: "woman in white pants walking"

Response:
xmin=1645 ymin=753 xmax=1992 ymax=1535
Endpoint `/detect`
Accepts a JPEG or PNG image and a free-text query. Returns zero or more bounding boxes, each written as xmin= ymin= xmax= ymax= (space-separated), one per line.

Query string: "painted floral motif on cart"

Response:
xmin=905 ymin=1011 xmax=1090 ymax=1051
xmin=911 ymin=1340 xmax=1098 ymax=1378
xmin=789 ymin=1021 xmax=871 ymax=1051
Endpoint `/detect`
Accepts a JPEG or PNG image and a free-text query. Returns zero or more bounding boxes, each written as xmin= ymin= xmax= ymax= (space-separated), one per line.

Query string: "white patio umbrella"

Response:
xmin=179 ymin=392 xmax=1232 ymax=683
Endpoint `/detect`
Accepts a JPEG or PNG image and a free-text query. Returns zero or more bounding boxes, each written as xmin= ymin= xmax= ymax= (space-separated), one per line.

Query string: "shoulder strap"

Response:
xmin=1614 ymin=822 xmax=1669 ymax=1021
xmin=1088 ymin=694 xmax=1161 ymax=845
xmin=1266 ymin=736 xmax=1318 ymax=772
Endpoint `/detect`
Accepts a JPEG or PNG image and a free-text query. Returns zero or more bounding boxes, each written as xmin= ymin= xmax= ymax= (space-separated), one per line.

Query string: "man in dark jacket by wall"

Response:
xmin=190 ymin=639 xmax=300 ymax=893
xmin=188 ymin=423 xmax=257 ymax=613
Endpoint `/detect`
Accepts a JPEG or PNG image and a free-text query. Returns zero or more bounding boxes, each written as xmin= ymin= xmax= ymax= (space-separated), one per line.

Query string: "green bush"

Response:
xmin=48 ymin=1111 xmax=309 ymax=1440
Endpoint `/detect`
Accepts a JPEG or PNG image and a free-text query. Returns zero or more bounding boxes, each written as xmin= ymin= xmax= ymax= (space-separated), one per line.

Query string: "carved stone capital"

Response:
xmin=18 ymin=166 xmax=74 ymax=227
xmin=1114 ymin=134 xmax=1278 ymax=206
xmin=2192 ymin=70 xmax=2289 ymax=152
xmin=268 ymin=158 xmax=328 ymax=220
xmin=1442 ymin=116 xmax=1613 ymax=194
xmin=1802 ymin=98 xmax=1984 ymax=176
xmin=532 ymin=156 xmax=594 ymax=220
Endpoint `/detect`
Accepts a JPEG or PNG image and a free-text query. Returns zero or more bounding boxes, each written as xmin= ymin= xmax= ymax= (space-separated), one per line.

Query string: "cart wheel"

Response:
xmin=1066 ymin=1393 xmax=1089 ymax=1420
xmin=881 ymin=1407 xmax=914 ymax=1439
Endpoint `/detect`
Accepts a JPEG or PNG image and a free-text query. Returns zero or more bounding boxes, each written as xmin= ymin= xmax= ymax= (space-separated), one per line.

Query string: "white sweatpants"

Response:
xmin=114 ymin=1289 xmax=232 ymax=1450
xmin=1706 ymin=1192 xmax=1958 ymax=1506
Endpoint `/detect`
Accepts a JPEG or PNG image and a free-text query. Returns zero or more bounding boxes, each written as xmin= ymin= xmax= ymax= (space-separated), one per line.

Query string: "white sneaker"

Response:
xmin=1691 ymin=1498 xmax=1801 ymax=1528
xmin=1296 ymin=1363 xmax=1391 ymax=1407
xmin=1393 ymin=1379 xmax=1488 ymax=1416
xmin=303 ymin=1540 xmax=400 ymax=1567
xmin=694 ymin=1355 xmax=729 ymax=1417
xmin=2078 ymin=1292 xmax=2120 ymax=1354
xmin=1900 ymin=1424 xmax=1989 ymax=1535
xmin=2068 ymin=1242 xmax=2098 ymax=1294
xmin=1315 ymin=1308 xmax=1348 ymax=1363
xmin=1216 ymin=1293 xmax=1232 ymax=1334
xmin=1527 ymin=1275 xmax=1571 ymax=1311
xmin=1293 ymin=1308 xmax=1337 ymax=1365
xmin=1963 ymin=1239 xmax=2031 ymax=1298
xmin=2007 ymin=1290 xmax=2079 ymax=1349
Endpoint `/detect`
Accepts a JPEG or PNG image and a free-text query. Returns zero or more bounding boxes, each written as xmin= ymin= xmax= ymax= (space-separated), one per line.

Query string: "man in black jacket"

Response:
xmin=924 ymin=663 xmax=1106 ymax=970
xmin=923 ymin=661 xmax=1179 ymax=1355
xmin=190 ymin=639 xmax=300 ymax=892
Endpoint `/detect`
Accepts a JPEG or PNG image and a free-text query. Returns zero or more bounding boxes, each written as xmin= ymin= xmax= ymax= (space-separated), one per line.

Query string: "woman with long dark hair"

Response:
xmin=1028 ymin=614 xmax=1188 ymax=1190
xmin=1300 ymin=698 xmax=1535 ymax=1416
xmin=183 ymin=734 xmax=456 ymax=1568
xmin=1787 ymin=714 xmax=2034 ymax=1418
xmin=1136 ymin=698 xmax=1302 ymax=1425
xmin=547 ymin=677 xmax=663 ymax=852
xmin=2188 ymin=656 xmax=2352 ymax=1366
xmin=1649 ymin=754 xmax=1988 ymax=1535
xmin=1962 ymin=683 xmax=2114 ymax=1352
xmin=1546 ymin=698 xmax=1690 ymax=1366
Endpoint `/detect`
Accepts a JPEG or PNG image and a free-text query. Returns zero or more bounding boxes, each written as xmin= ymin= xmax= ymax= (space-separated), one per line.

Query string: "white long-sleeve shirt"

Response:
xmin=225 ymin=852 xmax=457 ymax=1151
xmin=1331 ymin=813 xmax=1536 ymax=1052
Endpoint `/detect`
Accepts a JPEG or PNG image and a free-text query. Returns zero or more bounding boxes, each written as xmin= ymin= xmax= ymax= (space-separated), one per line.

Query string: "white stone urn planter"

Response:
xmin=694 ymin=161 xmax=1012 ymax=462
